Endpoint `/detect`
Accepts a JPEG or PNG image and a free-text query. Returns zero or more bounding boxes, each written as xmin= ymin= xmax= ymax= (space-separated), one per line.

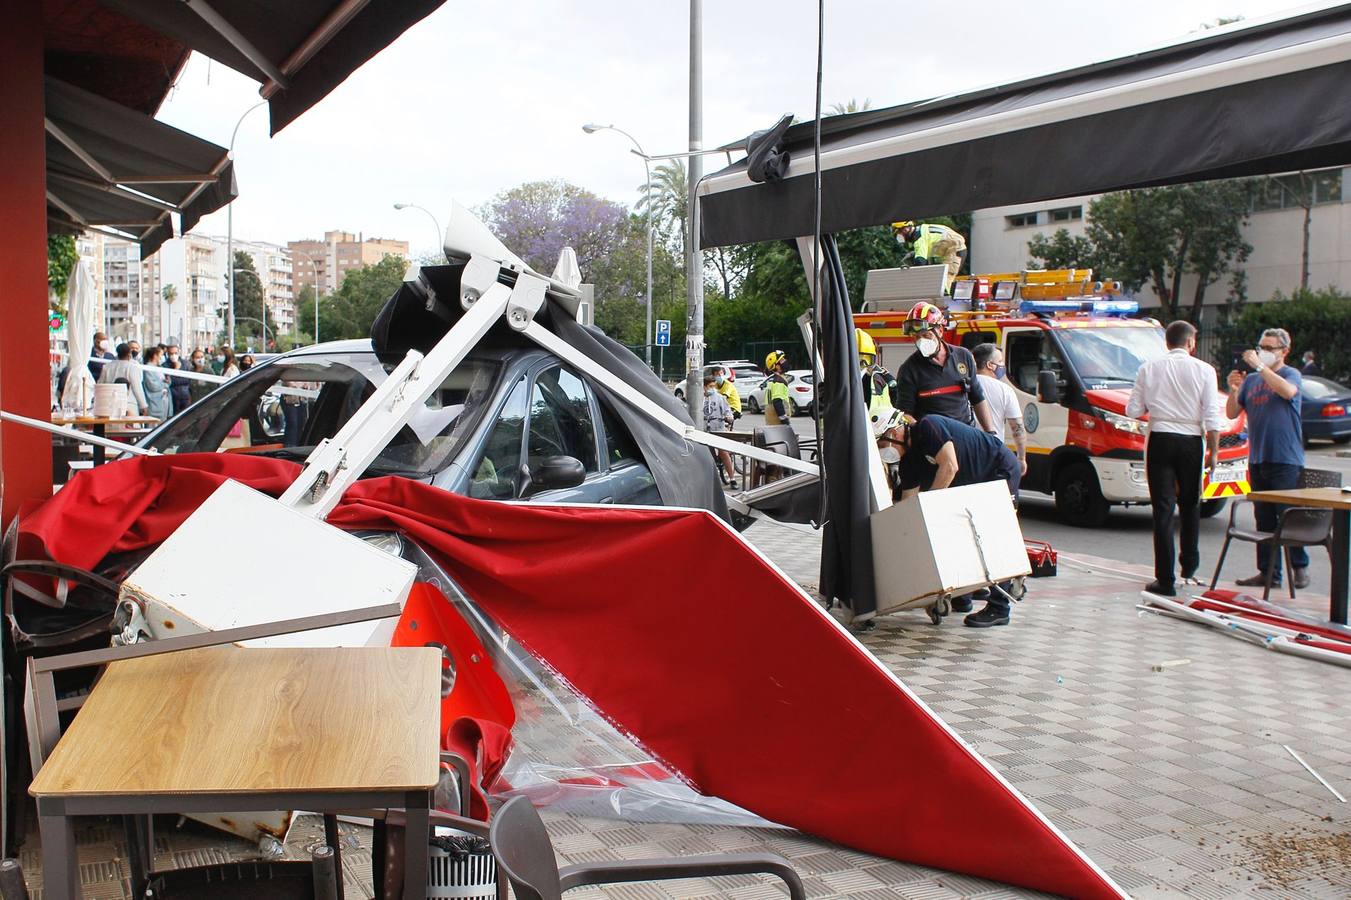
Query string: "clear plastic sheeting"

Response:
xmin=392 ymin=536 xmax=783 ymax=829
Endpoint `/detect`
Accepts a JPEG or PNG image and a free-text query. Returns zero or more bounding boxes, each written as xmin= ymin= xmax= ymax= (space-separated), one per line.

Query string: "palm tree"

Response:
xmin=637 ymin=158 xmax=688 ymax=257
xmin=828 ymin=98 xmax=872 ymax=116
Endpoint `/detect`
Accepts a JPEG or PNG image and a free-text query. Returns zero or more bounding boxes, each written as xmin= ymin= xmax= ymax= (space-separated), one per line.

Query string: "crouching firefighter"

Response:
xmin=879 ymin=412 xmax=1022 ymax=628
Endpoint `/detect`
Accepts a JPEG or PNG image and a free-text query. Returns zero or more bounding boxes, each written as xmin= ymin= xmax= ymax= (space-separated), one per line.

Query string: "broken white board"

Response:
xmin=119 ymin=479 xmax=416 ymax=648
xmin=871 ymin=480 xmax=1030 ymax=615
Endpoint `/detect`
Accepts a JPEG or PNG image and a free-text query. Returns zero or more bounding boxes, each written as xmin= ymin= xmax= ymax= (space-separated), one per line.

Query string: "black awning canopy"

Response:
xmin=698 ymin=4 xmax=1351 ymax=247
xmin=102 ymin=0 xmax=445 ymax=135
xmin=44 ymin=78 xmax=235 ymax=256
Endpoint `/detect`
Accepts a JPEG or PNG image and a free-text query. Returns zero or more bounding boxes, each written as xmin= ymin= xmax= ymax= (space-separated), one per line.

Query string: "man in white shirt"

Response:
xmin=973 ymin=343 xmax=1027 ymax=476
xmin=96 ymin=342 xmax=149 ymax=416
xmin=1128 ymin=321 xmax=1224 ymax=596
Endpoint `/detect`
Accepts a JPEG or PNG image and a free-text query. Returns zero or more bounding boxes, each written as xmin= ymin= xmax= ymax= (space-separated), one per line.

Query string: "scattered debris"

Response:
xmin=1241 ymin=830 xmax=1351 ymax=888
xmin=1284 ymin=745 xmax=1347 ymax=803
xmin=1151 ymin=658 xmax=1192 ymax=672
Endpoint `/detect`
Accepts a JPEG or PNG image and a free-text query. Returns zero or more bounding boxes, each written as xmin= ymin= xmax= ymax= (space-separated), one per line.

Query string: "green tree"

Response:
xmin=47 ymin=234 xmax=78 ymax=312
xmin=221 ymin=250 xmax=277 ymax=351
xmin=293 ymin=283 xmax=332 ymax=345
xmin=589 ymin=213 xmax=685 ymax=346
xmin=1229 ymin=287 xmax=1351 ymax=381
xmin=637 ymin=159 xmax=688 ymax=257
xmin=828 ymin=98 xmax=871 ymax=116
xmin=1029 ymin=183 xmax=1253 ymax=323
xmin=321 ymin=255 xmax=409 ymax=341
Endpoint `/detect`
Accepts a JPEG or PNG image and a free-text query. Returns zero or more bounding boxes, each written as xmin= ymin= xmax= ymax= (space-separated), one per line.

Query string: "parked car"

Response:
xmin=745 ymin=369 xmax=815 ymax=415
xmin=138 ymin=340 xmax=663 ymax=506
xmin=1300 ymin=375 xmax=1351 ymax=444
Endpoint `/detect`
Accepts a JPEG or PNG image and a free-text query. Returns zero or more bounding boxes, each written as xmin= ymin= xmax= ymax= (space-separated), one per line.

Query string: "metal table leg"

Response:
xmin=1332 ymin=509 xmax=1349 ymax=625
xmin=90 ymin=424 xmax=105 ymax=467
xmin=401 ymin=791 xmax=430 ymax=900
xmin=37 ymin=803 xmax=78 ymax=899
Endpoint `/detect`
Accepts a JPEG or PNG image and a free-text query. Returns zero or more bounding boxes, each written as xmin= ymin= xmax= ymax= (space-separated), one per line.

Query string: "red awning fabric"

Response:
xmin=16 ymin=455 xmax=1124 ymax=899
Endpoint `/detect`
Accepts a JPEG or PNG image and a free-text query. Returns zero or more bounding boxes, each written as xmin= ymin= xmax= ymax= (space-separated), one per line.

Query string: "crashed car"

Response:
xmin=139 ymin=339 xmax=664 ymax=507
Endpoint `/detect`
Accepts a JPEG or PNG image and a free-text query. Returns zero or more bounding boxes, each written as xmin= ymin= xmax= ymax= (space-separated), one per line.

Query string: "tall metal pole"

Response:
xmin=644 ymin=156 xmax=653 ymax=368
xmin=225 ymin=101 xmax=266 ymax=351
xmin=684 ymin=0 xmax=704 ymax=426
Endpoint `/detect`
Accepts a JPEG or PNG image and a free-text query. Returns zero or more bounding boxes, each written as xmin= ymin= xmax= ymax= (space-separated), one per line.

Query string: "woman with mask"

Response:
xmin=894 ymin=302 xmax=996 ymax=434
xmin=140 ymin=346 xmax=172 ymax=420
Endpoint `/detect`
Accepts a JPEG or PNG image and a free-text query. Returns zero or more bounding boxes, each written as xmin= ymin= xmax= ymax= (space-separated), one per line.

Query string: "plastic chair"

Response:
xmin=488 ymin=796 xmax=806 ymax=900
xmin=749 ymin=425 xmax=801 ymax=488
xmin=1210 ymin=467 xmax=1342 ymax=600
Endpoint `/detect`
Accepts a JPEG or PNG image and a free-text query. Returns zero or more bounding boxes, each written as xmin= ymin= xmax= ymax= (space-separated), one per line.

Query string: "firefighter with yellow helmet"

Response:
xmin=763 ymin=349 xmax=792 ymax=426
xmin=856 ymin=327 xmax=900 ymax=421
xmin=892 ymin=220 xmax=967 ymax=292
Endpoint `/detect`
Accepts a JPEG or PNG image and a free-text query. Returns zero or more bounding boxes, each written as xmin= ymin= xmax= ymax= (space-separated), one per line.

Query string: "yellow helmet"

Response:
xmin=764 ymin=349 xmax=787 ymax=371
xmin=855 ymin=328 xmax=876 ymax=364
xmin=891 ymin=220 xmax=915 ymax=231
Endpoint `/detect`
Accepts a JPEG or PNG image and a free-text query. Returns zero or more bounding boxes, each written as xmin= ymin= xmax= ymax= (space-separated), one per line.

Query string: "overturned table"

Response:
xmin=30 ymin=645 xmax=442 ymax=899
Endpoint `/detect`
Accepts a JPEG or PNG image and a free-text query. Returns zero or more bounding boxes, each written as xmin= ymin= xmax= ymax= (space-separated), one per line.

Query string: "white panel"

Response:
xmin=120 ymin=480 xmax=416 ymax=648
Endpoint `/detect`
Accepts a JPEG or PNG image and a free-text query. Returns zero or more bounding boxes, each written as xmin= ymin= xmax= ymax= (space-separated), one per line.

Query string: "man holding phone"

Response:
xmin=1226 ymin=327 xmax=1307 ymax=589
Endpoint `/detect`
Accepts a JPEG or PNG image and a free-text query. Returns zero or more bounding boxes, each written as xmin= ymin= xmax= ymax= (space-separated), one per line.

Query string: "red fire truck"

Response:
xmin=855 ymin=269 xmax=1251 ymax=526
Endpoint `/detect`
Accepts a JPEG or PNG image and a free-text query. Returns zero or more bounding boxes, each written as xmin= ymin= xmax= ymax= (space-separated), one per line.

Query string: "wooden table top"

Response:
xmin=1246 ymin=487 xmax=1351 ymax=510
xmin=31 ymin=646 xmax=442 ymax=798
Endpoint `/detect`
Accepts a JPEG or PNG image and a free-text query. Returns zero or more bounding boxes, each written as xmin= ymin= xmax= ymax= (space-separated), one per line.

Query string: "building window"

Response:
xmin=1252 ymin=169 xmax=1344 ymax=212
xmin=1006 ymin=211 xmax=1039 ymax=228
xmin=1049 ymin=205 xmax=1082 ymax=222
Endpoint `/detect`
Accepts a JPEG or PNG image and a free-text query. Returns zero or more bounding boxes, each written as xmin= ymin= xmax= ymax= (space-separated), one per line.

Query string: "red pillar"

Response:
xmin=0 ymin=4 xmax=52 ymax=525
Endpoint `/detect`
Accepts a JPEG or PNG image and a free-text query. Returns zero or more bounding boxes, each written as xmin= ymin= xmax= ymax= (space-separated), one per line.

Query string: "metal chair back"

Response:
xmin=488 ymin=797 xmax=562 ymax=900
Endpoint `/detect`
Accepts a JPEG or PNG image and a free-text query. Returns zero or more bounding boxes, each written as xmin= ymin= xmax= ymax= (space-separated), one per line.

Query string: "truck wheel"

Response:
xmin=1200 ymin=498 xmax=1227 ymax=519
xmin=1054 ymin=461 xmax=1110 ymax=527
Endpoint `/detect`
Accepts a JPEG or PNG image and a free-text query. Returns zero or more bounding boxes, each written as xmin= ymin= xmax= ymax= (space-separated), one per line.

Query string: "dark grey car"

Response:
xmin=138 ymin=339 xmax=661 ymax=506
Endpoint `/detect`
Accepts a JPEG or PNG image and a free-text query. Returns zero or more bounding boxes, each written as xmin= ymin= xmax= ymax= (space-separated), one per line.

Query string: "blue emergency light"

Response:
xmin=1016 ymin=298 xmax=1139 ymax=317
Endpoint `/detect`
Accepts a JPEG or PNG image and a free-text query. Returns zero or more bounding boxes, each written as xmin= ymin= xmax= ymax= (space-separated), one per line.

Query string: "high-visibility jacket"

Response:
xmin=910 ymin=223 xmax=966 ymax=265
xmin=862 ymin=364 xmax=899 ymax=420
xmin=765 ymin=373 xmax=791 ymax=425
xmin=716 ymin=380 xmax=741 ymax=414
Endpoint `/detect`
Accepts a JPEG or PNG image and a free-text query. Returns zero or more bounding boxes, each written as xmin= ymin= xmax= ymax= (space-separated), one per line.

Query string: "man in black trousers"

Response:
xmin=1127 ymin=321 xmax=1224 ymax=596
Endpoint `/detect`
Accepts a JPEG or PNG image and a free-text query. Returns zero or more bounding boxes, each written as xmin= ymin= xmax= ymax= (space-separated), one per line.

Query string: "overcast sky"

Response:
xmin=158 ymin=0 xmax=1333 ymax=259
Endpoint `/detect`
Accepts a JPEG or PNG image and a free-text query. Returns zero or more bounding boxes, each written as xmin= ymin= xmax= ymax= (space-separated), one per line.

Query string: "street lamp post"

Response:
xmin=226 ymin=100 xmax=267 ymax=350
xmin=393 ymin=203 xmax=444 ymax=260
xmin=583 ymin=124 xmax=654 ymax=368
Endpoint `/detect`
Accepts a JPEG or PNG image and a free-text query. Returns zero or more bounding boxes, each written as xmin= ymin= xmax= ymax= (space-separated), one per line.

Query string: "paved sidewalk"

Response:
xmin=16 ymin=518 xmax=1351 ymax=898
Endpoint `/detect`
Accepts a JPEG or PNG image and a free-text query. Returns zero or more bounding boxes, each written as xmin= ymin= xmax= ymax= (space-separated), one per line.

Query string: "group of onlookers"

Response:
xmin=60 ymin=332 xmax=259 ymax=421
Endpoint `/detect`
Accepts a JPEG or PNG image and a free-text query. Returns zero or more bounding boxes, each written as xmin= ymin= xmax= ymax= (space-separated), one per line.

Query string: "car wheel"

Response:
xmin=747 ymin=396 xmax=760 ymax=413
xmin=1200 ymin=498 xmax=1227 ymax=519
xmin=1054 ymin=461 xmax=1110 ymax=527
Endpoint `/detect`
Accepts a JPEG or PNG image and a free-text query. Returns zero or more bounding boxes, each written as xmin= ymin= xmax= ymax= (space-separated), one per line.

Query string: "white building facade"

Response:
xmin=969 ymin=168 xmax=1350 ymax=311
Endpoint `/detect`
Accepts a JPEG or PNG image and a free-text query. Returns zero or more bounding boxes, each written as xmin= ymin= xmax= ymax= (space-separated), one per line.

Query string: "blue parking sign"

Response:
xmin=655 ymin=319 xmax=671 ymax=346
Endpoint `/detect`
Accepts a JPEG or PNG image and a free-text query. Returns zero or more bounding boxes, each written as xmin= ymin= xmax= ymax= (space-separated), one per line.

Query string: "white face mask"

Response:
xmin=1257 ymin=349 xmax=1278 ymax=368
xmin=98 ymin=339 xmax=111 ymax=351
xmin=916 ymin=337 xmax=940 ymax=358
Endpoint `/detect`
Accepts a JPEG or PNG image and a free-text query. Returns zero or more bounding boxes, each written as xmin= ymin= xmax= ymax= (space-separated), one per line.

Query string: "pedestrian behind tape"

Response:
xmin=1127 ymin=320 xmax=1224 ymax=597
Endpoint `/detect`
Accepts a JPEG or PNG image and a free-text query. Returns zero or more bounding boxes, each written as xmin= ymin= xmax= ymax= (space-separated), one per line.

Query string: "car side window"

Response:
xmin=470 ymin=376 xmax=528 ymax=499
xmin=1006 ymin=332 xmax=1043 ymax=395
xmin=599 ymin=399 xmax=642 ymax=467
xmin=528 ymin=367 xmax=598 ymax=473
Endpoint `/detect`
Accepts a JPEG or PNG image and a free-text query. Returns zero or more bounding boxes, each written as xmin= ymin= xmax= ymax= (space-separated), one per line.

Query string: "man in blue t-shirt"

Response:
xmin=888 ymin=414 xmax=1022 ymax=627
xmin=1226 ymin=327 xmax=1306 ymax=589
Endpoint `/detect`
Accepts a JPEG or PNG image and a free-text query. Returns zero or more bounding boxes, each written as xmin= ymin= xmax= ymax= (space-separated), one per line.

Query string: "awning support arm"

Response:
xmin=44 ymin=119 xmax=116 ymax=182
xmin=183 ymin=0 xmax=290 ymax=90
xmin=261 ymin=0 xmax=373 ymax=100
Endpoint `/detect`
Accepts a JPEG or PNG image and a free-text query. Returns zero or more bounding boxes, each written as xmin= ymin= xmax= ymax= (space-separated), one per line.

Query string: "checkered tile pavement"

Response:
xmin=16 ymin=518 xmax=1351 ymax=898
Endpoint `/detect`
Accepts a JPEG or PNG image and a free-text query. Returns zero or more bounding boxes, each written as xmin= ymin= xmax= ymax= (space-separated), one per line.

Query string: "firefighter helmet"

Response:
xmin=903 ymin=301 xmax=945 ymax=335
xmin=891 ymin=220 xmax=915 ymax=231
xmin=764 ymin=349 xmax=787 ymax=371
xmin=856 ymin=328 xmax=877 ymax=365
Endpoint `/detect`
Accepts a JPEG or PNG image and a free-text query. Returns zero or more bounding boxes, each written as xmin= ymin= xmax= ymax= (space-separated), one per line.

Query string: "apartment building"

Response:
xmin=230 ymin=239 xmax=296 ymax=337
xmin=145 ymin=234 xmax=226 ymax=351
xmin=969 ymin=167 xmax=1350 ymax=311
xmin=287 ymin=231 xmax=408 ymax=295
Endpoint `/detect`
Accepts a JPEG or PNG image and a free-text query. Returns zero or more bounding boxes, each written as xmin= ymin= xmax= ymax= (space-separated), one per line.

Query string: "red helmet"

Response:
xmin=903 ymin=301 xmax=946 ymax=336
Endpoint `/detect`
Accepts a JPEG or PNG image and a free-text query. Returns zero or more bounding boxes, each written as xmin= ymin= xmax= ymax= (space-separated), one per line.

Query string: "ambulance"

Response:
xmin=855 ymin=269 xmax=1251 ymax=527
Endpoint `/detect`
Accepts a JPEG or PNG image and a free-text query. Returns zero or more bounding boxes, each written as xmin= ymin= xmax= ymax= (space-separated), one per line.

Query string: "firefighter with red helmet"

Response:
xmin=894 ymin=302 xmax=996 ymax=434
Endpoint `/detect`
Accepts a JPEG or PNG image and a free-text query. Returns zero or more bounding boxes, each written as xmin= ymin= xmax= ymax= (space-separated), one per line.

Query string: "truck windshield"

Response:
xmin=1057 ymin=325 xmax=1167 ymax=387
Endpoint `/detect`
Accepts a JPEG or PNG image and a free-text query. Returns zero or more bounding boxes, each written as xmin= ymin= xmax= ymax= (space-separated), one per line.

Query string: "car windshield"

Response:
xmin=1301 ymin=375 xmax=1348 ymax=399
xmin=144 ymin=352 xmax=501 ymax=478
xmin=1056 ymin=325 xmax=1168 ymax=386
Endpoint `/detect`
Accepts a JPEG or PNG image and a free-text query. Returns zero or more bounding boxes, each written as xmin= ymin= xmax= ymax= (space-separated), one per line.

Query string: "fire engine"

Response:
xmin=855 ymin=269 xmax=1251 ymax=527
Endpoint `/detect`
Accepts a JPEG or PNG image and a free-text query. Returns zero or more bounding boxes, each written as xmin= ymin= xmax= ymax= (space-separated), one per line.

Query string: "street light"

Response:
xmin=584 ymin=123 xmax=654 ymax=368
xmin=393 ymin=203 xmax=443 ymax=260
xmin=225 ymin=100 xmax=267 ymax=350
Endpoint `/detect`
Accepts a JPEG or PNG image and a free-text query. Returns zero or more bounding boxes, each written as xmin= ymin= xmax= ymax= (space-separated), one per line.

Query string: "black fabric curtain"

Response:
xmin=816 ymin=236 xmax=877 ymax=619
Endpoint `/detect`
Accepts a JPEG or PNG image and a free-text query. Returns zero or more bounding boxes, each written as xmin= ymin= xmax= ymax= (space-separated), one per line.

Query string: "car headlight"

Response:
xmin=1101 ymin=410 xmax=1146 ymax=435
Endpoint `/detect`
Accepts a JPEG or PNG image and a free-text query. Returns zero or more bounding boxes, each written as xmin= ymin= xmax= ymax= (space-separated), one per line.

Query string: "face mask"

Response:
xmin=192 ymin=358 xmax=204 ymax=367
xmin=715 ymin=375 xmax=725 ymax=386
xmin=98 ymin=339 xmax=110 ymax=351
xmin=916 ymin=337 xmax=939 ymax=358
xmin=704 ymin=388 xmax=714 ymax=397
xmin=993 ymin=365 xmax=1006 ymax=381
xmin=216 ymin=355 xmax=225 ymax=363
xmin=1257 ymin=349 xmax=1278 ymax=368
xmin=168 ymin=354 xmax=178 ymax=362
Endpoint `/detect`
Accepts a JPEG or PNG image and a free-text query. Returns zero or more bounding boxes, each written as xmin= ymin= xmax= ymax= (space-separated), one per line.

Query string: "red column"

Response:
xmin=0 ymin=4 xmax=52 ymax=525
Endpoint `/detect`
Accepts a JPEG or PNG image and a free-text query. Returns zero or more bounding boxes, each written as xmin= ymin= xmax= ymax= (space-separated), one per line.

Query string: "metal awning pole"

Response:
xmin=0 ymin=411 xmax=156 ymax=457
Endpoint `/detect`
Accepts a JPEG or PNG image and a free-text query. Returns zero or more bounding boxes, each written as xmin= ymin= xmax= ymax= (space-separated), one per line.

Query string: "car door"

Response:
xmin=596 ymin=397 xmax=660 ymax=505
xmin=470 ymin=364 xmax=612 ymax=503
